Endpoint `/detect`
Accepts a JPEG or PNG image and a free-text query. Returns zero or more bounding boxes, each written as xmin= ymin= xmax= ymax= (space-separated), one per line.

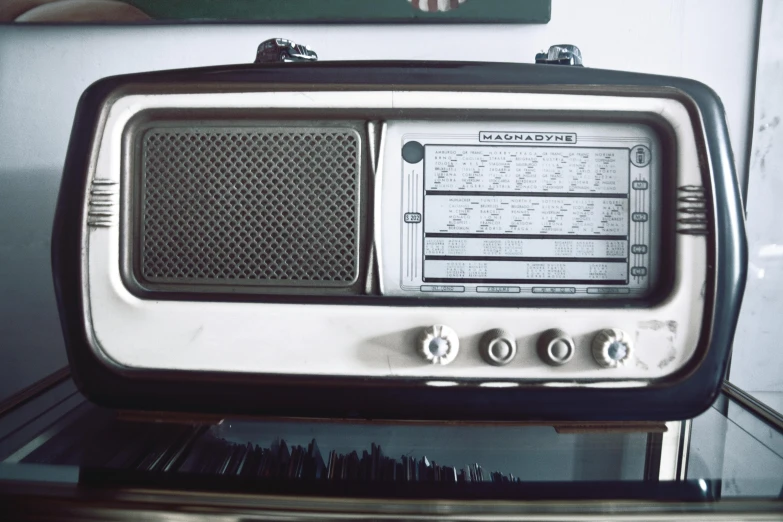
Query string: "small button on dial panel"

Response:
xmin=479 ymin=329 xmax=517 ymax=366
xmin=591 ymin=328 xmax=634 ymax=368
xmin=537 ymin=328 xmax=575 ymax=366
xmin=418 ymin=325 xmax=460 ymax=365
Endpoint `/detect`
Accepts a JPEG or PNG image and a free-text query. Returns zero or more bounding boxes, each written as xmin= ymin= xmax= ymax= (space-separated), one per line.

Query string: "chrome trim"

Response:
xmin=87 ymin=179 xmax=118 ymax=227
xmin=373 ymin=122 xmax=388 ymax=295
xmin=364 ymin=121 xmax=382 ymax=295
xmin=677 ymin=185 xmax=708 ymax=235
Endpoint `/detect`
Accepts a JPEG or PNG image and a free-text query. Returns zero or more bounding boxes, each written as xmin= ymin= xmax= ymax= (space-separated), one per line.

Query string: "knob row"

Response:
xmin=418 ymin=325 xmax=633 ymax=368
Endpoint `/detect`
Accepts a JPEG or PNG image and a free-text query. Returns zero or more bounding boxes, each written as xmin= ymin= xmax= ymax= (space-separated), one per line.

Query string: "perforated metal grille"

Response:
xmin=138 ymin=126 xmax=361 ymax=287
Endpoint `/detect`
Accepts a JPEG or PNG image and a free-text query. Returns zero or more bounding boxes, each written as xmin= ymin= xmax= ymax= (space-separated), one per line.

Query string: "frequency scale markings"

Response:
xmin=421 ymin=145 xmax=632 ymax=285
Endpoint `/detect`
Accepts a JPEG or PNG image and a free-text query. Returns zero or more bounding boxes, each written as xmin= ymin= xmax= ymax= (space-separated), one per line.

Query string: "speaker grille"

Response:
xmin=137 ymin=126 xmax=361 ymax=289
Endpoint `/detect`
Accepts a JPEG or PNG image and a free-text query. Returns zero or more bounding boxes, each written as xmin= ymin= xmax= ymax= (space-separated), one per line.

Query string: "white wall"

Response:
xmin=730 ymin=0 xmax=783 ymax=412
xmin=0 ymin=0 xmax=760 ymax=400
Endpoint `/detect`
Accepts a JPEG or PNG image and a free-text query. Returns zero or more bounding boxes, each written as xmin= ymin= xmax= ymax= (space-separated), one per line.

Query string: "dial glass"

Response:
xmin=381 ymin=121 xmax=663 ymax=300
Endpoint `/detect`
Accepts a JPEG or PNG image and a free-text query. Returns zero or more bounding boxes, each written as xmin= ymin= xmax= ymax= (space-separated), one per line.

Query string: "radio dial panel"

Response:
xmin=381 ymin=121 xmax=662 ymax=300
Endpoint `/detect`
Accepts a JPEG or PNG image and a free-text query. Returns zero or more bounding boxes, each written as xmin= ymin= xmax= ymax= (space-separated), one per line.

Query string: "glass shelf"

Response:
xmin=0 ymin=372 xmax=781 ymax=519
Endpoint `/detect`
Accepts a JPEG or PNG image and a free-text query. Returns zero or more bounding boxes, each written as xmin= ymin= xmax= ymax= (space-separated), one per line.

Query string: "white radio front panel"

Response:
xmin=85 ymin=91 xmax=706 ymax=382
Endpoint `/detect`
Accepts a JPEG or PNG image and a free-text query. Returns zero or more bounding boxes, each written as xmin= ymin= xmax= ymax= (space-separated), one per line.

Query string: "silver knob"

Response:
xmin=591 ymin=328 xmax=633 ymax=368
xmin=255 ymin=38 xmax=318 ymax=64
xmin=535 ymin=44 xmax=583 ymax=66
xmin=479 ymin=329 xmax=517 ymax=366
xmin=418 ymin=325 xmax=460 ymax=365
xmin=537 ymin=328 xmax=575 ymax=366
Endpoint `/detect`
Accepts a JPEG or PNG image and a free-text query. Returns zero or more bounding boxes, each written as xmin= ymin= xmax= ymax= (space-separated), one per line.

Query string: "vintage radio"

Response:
xmin=52 ymin=43 xmax=747 ymax=420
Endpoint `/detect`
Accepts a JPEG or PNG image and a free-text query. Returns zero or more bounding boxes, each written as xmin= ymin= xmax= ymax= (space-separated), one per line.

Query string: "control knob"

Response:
xmin=418 ymin=325 xmax=460 ymax=365
xmin=537 ymin=328 xmax=575 ymax=366
xmin=479 ymin=329 xmax=517 ymax=366
xmin=591 ymin=328 xmax=633 ymax=368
